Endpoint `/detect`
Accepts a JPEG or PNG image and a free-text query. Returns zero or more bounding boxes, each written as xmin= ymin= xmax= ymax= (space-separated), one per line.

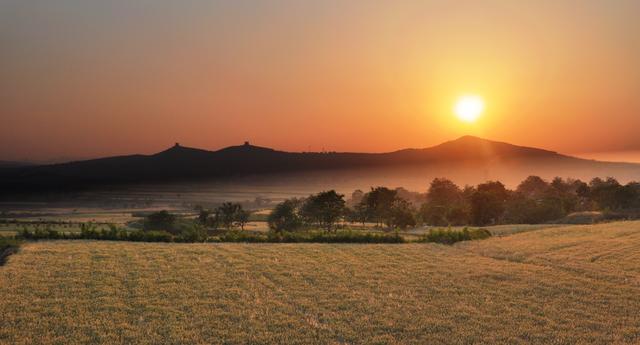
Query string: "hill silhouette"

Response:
xmin=2 ymin=136 xmax=639 ymax=194
xmin=0 ymin=161 xmax=33 ymax=169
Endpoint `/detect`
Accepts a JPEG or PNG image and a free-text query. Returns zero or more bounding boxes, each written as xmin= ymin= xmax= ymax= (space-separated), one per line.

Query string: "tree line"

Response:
xmin=196 ymin=202 xmax=251 ymax=230
xmin=267 ymin=176 xmax=640 ymax=231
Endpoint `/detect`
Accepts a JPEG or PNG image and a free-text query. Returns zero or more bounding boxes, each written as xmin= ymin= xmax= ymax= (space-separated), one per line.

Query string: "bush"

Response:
xmin=175 ymin=224 xmax=208 ymax=243
xmin=79 ymin=223 xmax=128 ymax=240
xmin=17 ymin=226 xmax=174 ymax=243
xmin=418 ymin=228 xmax=491 ymax=245
xmin=297 ymin=230 xmax=405 ymax=243
xmin=13 ymin=223 xmax=488 ymax=245
xmin=18 ymin=227 xmax=71 ymax=240
xmin=556 ymin=211 xmax=628 ymax=224
xmin=127 ymin=230 xmax=174 ymax=242
xmin=216 ymin=230 xmax=405 ymax=243
xmin=0 ymin=237 xmax=21 ymax=265
xmin=144 ymin=211 xmax=177 ymax=233
xmin=218 ymin=231 xmax=268 ymax=243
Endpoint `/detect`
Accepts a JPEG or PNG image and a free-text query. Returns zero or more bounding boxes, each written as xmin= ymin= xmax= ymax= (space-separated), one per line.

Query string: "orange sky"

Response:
xmin=1 ymin=1 xmax=640 ymax=162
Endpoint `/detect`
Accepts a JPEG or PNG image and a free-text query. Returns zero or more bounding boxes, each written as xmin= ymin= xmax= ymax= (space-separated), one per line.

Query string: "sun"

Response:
xmin=454 ymin=95 xmax=484 ymax=123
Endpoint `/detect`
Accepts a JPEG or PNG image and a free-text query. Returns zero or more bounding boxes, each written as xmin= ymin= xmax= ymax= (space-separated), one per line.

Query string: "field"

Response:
xmin=1 ymin=222 xmax=639 ymax=344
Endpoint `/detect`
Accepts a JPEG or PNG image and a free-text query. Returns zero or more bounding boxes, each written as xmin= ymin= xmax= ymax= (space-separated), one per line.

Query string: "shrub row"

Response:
xmin=15 ymin=227 xmax=490 ymax=245
xmin=217 ymin=230 xmax=406 ymax=243
xmin=18 ymin=228 xmax=178 ymax=243
xmin=418 ymin=228 xmax=492 ymax=245
xmin=0 ymin=237 xmax=21 ymax=266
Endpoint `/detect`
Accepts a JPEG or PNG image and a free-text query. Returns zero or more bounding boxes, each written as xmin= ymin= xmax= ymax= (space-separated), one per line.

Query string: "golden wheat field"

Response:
xmin=1 ymin=222 xmax=640 ymax=344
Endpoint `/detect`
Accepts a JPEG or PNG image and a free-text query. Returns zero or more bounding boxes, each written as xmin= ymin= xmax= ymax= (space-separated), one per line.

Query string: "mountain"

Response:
xmin=0 ymin=160 xmax=34 ymax=169
xmin=2 ymin=136 xmax=640 ymax=194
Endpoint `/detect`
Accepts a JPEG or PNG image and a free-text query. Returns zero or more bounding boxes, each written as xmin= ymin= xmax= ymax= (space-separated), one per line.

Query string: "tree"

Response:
xmin=215 ymin=202 xmax=249 ymax=230
xmin=234 ymin=209 xmax=250 ymax=231
xmin=217 ymin=203 xmax=239 ymax=229
xmin=503 ymin=193 xmax=564 ymax=224
xmin=470 ymin=181 xmax=509 ymax=226
xmin=516 ymin=176 xmax=549 ymax=198
xmin=144 ymin=210 xmax=177 ymax=233
xmin=301 ymin=190 xmax=346 ymax=231
xmin=589 ymin=177 xmax=622 ymax=210
xmin=548 ymin=177 xmax=581 ymax=214
xmin=359 ymin=187 xmax=398 ymax=227
xmin=267 ymin=198 xmax=303 ymax=232
xmin=419 ymin=203 xmax=446 ymax=226
xmin=198 ymin=209 xmax=220 ymax=228
xmin=349 ymin=189 xmax=365 ymax=206
xmin=346 ymin=202 xmax=368 ymax=227
xmin=613 ymin=182 xmax=640 ymax=210
xmin=179 ymin=224 xmax=208 ymax=242
xmin=198 ymin=209 xmax=210 ymax=225
xmin=420 ymin=178 xmax=468 ymax=226
xmin=394 ymin=187 xmax=425 ymax=206
xmin=627 ymin=182 xmax=640 ymax=209
xmin=389 ymin=199 xmax=416 ymax=229
xmin=427 ymin=178 xmax=462 ymax=205
xmin=575 ymin=180 xmax=590 ymax=198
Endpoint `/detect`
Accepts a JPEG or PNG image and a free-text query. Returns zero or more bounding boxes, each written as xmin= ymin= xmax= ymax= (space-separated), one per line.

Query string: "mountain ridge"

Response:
xmin=2 ymin=136 xmax=639 ymax=194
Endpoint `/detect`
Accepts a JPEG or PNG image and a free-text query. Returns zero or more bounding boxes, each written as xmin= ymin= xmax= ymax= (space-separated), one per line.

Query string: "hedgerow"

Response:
xmin=216 ymin=230 xmax=406 ymax=243
xmin=15 ymin=224 xmax=491 ymax=245
xmin=0 ymin=237 xmax=21 ymax=265
xmin=417 ymin=227 xmax=492 ymax=244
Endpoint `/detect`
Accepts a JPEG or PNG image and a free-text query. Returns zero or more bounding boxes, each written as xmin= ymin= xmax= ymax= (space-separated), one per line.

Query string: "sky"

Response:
xmin=1 ymin=0 xmax=640 ymax=162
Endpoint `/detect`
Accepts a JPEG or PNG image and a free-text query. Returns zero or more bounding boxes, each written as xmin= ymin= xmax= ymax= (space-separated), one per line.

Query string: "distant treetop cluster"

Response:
xmin=267 ymin=176 xmax=640 ymax=231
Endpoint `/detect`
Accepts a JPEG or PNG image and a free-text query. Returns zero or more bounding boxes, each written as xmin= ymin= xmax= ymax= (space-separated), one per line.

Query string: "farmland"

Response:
xmin=1 ymin=222 xmax=639 ymax=344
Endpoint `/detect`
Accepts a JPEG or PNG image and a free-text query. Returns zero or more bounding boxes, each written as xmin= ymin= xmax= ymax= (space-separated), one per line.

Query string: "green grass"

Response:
xmin=1 ymin=222 xmax=639 ymax=344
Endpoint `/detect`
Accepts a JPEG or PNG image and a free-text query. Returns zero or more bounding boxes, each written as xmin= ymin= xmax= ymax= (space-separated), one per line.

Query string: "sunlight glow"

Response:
xmin=454 ymin=95 xmax=485 ymax=123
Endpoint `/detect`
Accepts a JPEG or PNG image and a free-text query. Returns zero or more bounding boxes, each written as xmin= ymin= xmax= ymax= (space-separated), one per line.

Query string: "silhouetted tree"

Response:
xmin=346 ymin=202 xmax=368 ymax=227
xmin=198 ymin=209 xmax=210 ymax=225
xmin=216 ymin=202 xmax=249 ymax=230
xmin=517 ymin=176 xmax=549 ymax=198
xmin=394 ymin=187 xmax=426 ymax=206
xmin=301 ymin=190 xmax=346 ymax=231
xmin=548 ymin=177 xmax=582 ymax=214
xmin=349 ymin=189 xmax=365 ymax=206
xmin=470 ymin=181 xmax=509 ymax=226
xmin=428 ymin=178 xmax=463 ymax=205
xmin=419 ymin=178 xmax=468 ymax=226
xmin=144 ymin=210 xmax=176 ymax=232
xmin=268 ymin=198 xmax=303 ymax=232
xmin=389 ymin=199 xmax=416 ymax=229
xmin=198 ymin=209 xmax=220 ymax=228
xmin=235 ymin=209 xmax=250 ymax=230
xmin=589 ymin=177 xmax=622 ymax=210
xmin=614 ymin=182 xmax=640 ymax=210
xmin=359 ymin=187 xmax=398 ymax=227
xmin=504 ymin=193 xmax=564 ymax=224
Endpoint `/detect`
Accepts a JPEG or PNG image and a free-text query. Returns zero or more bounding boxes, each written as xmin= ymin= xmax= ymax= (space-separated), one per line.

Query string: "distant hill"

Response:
xmin=0 ymin=161 xmax=33 ymax=169
xmin=2 ymin=136 xmax=640 ymax=194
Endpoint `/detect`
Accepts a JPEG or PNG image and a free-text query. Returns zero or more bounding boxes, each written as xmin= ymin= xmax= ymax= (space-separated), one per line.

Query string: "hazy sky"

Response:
xmin=1 ymin=0 xmax=639 ymax=161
